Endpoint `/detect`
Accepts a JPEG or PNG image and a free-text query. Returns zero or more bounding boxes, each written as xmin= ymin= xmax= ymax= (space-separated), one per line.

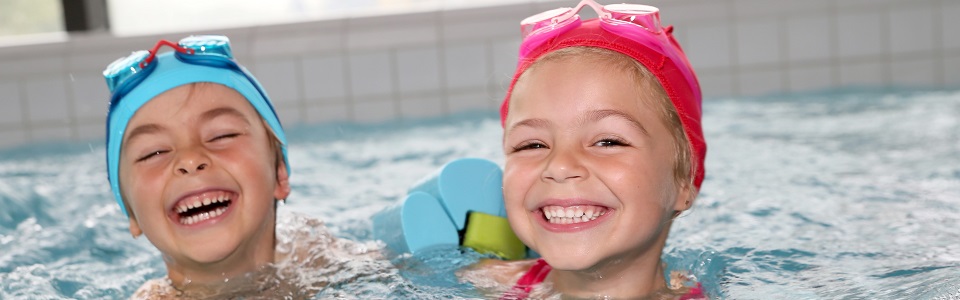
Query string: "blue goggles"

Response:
xmin=103 ymin=35 xmax=289 ymax=216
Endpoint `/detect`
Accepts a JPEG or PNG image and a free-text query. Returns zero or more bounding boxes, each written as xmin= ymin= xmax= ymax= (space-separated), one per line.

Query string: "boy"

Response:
xmin=103 ymin=36 xmax=373 ymax=298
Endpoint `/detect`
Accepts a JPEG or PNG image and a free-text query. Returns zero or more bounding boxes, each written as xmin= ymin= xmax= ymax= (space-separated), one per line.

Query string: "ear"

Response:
xmin=128 ymin=213 xmax=143 ymax=239
xmin=273 ymin=160 xmax=291 ymax=201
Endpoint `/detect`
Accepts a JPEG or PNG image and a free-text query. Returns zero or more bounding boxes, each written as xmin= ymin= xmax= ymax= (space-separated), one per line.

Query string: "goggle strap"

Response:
xmin=139 ymin=40 xmax=195 ymax=69
xmin=570 ymin=0 xmax=610 ymax=20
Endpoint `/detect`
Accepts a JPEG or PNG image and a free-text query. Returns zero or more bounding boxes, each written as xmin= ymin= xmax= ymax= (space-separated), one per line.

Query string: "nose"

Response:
xmin=541 ymin=147 xmax=587 ymax=183
xmin=173 ymin=149 xmax=211 ymax=176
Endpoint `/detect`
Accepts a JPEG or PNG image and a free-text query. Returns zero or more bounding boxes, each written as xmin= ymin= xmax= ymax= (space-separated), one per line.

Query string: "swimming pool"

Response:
xmin=1 ymin=89 xmax=958 ymax=299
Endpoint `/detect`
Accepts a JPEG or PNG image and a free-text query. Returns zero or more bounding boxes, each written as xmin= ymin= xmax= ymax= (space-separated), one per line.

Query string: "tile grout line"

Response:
xmin=340 ymin=19 xmax=356 ymax=123
xmin=436 ymin=9 xmax=450 ymax=116
xmin=829 ymin=0 xmax=840 ymax=89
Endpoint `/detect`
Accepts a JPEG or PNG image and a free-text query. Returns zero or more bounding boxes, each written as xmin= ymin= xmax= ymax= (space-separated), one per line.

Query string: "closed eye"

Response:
xmin=512 ymin=141 xmax=548 ymax=152
xmin=208 ymin=133 xmax=241 ymax=142
xmin=137 ymin=150 xmax=169 ymax=162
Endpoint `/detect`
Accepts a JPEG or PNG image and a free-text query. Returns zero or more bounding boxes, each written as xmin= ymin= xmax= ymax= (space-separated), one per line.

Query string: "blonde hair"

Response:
xmin=514 ymin=47 xmax=696 ymax=195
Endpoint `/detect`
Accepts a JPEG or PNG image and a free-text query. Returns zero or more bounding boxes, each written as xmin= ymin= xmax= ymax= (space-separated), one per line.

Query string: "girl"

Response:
xmin=465 ymin=1 xmax=707 ymax=299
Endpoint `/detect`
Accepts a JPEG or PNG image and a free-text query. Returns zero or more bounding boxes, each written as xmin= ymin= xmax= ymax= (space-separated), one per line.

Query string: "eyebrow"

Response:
xmin=506 ymin=109 xmax=649 ymax=136
xmin=582 ymin=109 xmax=650 ymax=136
xmin=124 ymin=124 xmax=165 ymax=145
xmin=124 ymin=107 xmax=251 ymax=145
xmin=200 ymin=107 xmax=251 ymax=125
xmin=507 ymin=118 xmax=551 ymax=133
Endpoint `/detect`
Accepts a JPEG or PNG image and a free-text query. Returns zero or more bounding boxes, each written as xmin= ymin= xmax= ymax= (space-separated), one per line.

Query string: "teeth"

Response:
xmin=179 ymin=207 xmax=228 ymax=225
xmin=174 ymin=192 xmax=233 ymax=224
xmin=542 ymin=205 xmax=608 ymax=224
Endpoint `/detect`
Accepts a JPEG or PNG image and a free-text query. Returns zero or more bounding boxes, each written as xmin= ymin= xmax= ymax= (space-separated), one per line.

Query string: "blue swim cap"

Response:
xmin=105 ymin=51 xmax=289 ymax=216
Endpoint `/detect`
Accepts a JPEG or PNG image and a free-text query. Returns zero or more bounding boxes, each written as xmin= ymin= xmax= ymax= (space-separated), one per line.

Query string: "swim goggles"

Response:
xmin=517 ymin=0 xmax=700 ymax=102
xmin=103 ymin=35 xmax=289 ymax=215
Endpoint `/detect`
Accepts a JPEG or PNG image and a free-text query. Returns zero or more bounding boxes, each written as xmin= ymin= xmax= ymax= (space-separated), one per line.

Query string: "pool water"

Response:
xmin=1 ymin=89 xmax=958 ymax=299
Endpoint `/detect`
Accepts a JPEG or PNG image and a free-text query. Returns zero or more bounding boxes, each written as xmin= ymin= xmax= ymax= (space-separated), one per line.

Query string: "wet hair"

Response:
xmin=514 ymin=46 xmax=696 ymax=196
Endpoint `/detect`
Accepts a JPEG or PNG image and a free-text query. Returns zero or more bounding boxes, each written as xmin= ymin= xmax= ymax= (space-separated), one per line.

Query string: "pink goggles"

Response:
xmin=518 ymin=0 xmax=700 ymax=102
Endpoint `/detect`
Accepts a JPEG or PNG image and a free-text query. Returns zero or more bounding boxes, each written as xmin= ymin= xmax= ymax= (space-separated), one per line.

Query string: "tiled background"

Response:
xmin=0 ymin=0 xmax=956 ymax=148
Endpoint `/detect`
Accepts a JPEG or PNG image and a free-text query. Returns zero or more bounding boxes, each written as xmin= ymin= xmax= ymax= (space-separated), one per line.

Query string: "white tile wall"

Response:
xmin=839 ymin=61 xmax=887 ymax=87
xmin=305 ymin=103 xmax=351 ymax=124
xmin=942 ymin=2 xmax=960 ymax=51
xmin=252 ymin=59 xmax=301 ymax=104
xmin=834 ymin=0 xmax=913 ymax=10
xmin=739 ymin=69 xmax=784 ymax=96
xmin=399 ymin=95 xmax=445 ymax=119
xmin=68 ymin=52 xmax=123 ymax=74
xmin=251 ymin=21 xmax=342 ymax=57
xmin=737 ymin=19 xmax=782 ymax=67
xmin=697 ymin=72 xmax=737 ymax=98
xmin=945 ymin=55 xmax=960 ymax=87
xmin=785 ymin=14 xmax=833 ymax=63
xmin=890 ymin=58 xmax=938 ymax=88
xmin=837 ymin=10 xmax=885 ymax=59
xmin=76 ymin=122 xmax=105 ymax=140
xmin=0 ymin=0 xmax=954 ymax=149
xmin=0 ymin=129 xmax=27 ymax=148
xmin=346 ymin=12 xmax=437 ymax=51
xmin=0 ymin=56 xmax=65 ymax=78
xmin=348 ymin=51 xmax=394 ymax=98
xmin=70 ymin=74 xmax=110 ymax=122
xmin=491 ymin=38 xmax=521 ymax=89
xmin=659 ymin=1 xmax=730 ymax=25
xmin=396 ymin=48 xmax=442 ymax=95
xmin=732 ymin=0 xmax=832 ymax=18
xmin=301 ymin=55 xmax=348 ymax=102
xmin=0 ymin=81 xmax=24 ymax=126
xmin=275 ymin=105 xmax=303 ymax=127
xmin=685 ymin=23 xmax=734 ymax=70
xmin=788 ymin=65 xmax=835 ymax=92
xmin=353 ymin=98 xmax=398 ymax=123
xmin=444 ymin=43 xmax=490 ymax=90
xmin=25 ymin=77 xmax=71 ymax=124
xmin=887 ymin=5 xmax=935 ymax=55
xmin=442 ymin=19 xmax=514 ymax=43
xmin=447 ymin=90 xmax=492 ymax=114
xmin=30 ymin=126 xmax=73 ymax=143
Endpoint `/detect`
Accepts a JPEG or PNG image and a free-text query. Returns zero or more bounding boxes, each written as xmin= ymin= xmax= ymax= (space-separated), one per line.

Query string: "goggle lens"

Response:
xmin=604 ymin=4 xmax=661 ymax=34
xmin=520 ymin=1 xmax=663 ymax=41
xmin=179 ymin=35 xmax=233 ymax=58
xmin=103 ymin=36 xmax=236 ymax=102
xmin=103 ymin=50 xmax=150 ymax=93
xmin=520 ymin=7 xmax=575 ymax=39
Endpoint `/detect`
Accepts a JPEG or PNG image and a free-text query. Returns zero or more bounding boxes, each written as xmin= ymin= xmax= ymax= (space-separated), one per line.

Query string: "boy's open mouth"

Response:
xmin=541 ymin=205 xmax=608 ymax=224
xmin=174 ymin=191 xmax=234 ymax=225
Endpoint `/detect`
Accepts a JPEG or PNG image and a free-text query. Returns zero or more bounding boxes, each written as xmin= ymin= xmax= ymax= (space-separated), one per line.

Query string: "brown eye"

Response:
xmin=594 ymin=138 xmax=628 ymax=147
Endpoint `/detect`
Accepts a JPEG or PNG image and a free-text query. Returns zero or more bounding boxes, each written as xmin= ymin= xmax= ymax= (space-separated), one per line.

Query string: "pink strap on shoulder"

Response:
xmin=501 ymin=259 xmax=552 ymax=300
xmin=680 ymin=282 xmax=706 ymax=300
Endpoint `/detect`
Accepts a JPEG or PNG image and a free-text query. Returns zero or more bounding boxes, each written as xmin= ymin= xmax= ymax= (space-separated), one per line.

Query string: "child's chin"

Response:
xmin=181 ymin=244 xmax=238 ymax=264
xmin=539 ymin=249 xmax=602 ymax=271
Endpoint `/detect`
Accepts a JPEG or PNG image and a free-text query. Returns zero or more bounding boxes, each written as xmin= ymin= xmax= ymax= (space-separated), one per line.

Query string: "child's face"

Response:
xmin=502 ymin=57 xmax=690 ymax=272
xmin=118 ymin=83 xmax=289 ymax=273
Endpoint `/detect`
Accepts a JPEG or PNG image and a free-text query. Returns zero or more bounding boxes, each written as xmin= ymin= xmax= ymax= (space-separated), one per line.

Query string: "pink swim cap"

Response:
xmin=500 ymin=19 xmax=706 ymax=189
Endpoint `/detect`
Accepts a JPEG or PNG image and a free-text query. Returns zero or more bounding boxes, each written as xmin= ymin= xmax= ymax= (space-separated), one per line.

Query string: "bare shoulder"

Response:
xmin=458 ymin=258 xmax=539 ymax=290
